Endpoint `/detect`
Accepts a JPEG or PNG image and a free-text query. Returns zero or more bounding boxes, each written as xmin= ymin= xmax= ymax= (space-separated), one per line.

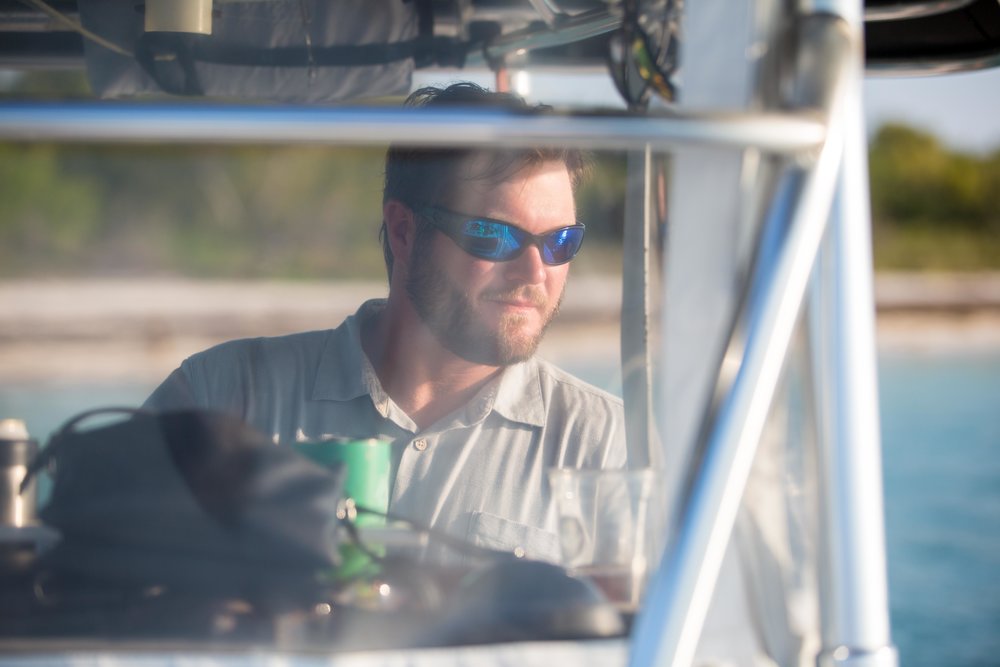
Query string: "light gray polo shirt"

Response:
xmin=144 ymin=299 xmax=627 ymax=563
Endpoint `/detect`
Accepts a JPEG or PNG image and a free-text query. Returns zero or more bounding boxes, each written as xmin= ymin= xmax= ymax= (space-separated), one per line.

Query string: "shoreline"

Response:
xmin=1 ymin=274 xmax=998 ymax=384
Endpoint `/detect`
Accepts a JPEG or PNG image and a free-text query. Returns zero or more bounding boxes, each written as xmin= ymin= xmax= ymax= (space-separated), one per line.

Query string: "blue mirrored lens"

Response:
xmin=459 ymin=219 xmax=583 ymax=264
xmin=423 ymin=206 xmax=583 ymax=265
xmin=542 ymin=227 xmax=584 ymax=265
xmin=462 ymin=219 xmax=523 ymax=260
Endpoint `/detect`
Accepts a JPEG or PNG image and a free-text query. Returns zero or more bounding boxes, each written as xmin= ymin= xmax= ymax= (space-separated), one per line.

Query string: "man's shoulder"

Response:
xmin=191 ymin=329 xmax=333 ymax=360
xmin=182 ymin=329 xmax=333 ymax=373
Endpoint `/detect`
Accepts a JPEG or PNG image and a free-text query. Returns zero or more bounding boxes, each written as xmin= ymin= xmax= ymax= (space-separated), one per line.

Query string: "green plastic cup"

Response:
xmin=294 ymin=438 xmax=391 ymax=525
xmin=293 ymin=438 xmax=391 ymax=578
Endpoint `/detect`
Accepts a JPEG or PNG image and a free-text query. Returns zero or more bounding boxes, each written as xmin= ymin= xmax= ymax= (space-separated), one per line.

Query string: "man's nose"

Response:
xmin=503 ymin=243 xmax=547 ymax=284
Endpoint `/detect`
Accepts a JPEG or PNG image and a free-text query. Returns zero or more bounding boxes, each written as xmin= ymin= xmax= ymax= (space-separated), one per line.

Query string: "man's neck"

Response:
xmin=362 ymin=303 xmax=501 ymax=431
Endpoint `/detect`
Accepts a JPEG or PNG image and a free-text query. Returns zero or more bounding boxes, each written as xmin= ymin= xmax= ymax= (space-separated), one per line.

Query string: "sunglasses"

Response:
xmin=417 ymin=206 xmax=585 ymax=266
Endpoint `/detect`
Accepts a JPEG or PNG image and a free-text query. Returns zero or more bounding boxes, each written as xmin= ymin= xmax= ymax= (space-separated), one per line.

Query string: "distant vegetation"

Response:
xmin=0 ymin=122 xmax=996 ymax=279
xmin=0 ymin=142 xmax=627 ymax=280
xmin=0 ymin=143 xmax=390 ymax=279
xmin=869 ymin=123 xmax=1000 ymax=271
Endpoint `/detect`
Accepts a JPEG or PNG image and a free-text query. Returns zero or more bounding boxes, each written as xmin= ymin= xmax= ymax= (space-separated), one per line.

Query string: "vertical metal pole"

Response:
xmin=809 ymin=9 xmax=898 ymax=664
xmin=630 ymin=13 xmax=854 ymax=666
xmin=621 ymin=145 xmax=663 ymax=469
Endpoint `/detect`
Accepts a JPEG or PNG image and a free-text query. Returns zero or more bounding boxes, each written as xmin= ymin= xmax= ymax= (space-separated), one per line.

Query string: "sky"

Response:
xmin=864 ymin=67 xmax=1000 ymax=154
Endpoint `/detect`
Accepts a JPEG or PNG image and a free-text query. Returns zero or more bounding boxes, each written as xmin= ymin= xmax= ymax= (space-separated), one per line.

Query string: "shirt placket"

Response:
xmin=390 ymin=431 xmax=437 ymax=508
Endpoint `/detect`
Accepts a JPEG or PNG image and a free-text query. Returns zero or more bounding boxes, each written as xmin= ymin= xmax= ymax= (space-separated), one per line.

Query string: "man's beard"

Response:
xmin=406 ymin=252 xmax=561 ymax=366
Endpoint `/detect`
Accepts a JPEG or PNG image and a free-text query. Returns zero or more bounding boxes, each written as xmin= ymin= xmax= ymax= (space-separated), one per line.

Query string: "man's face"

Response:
xmin=406 ymin=159 xmax=575 ymax=366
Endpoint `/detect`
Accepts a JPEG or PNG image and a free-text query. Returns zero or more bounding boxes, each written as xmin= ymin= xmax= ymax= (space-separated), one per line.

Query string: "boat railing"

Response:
xmin=0 ymin=1 xmax=898 ymax=665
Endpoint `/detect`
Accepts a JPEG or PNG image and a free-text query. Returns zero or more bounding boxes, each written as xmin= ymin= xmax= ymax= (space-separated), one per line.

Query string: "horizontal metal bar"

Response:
xmin=0 ymin=8 xmax=78 ymax=32
xmin=864 ymin=0 xmax=975 ymax=22
xmin=0 ymin=54 xmax=83 ymax=69
xmin=472 ymin=8 xmax=622 ymax=64
xmin=0 ymin=102 xmax=826 ymax=154
xmin=865 ymin=52 xmax=1000 ymax=76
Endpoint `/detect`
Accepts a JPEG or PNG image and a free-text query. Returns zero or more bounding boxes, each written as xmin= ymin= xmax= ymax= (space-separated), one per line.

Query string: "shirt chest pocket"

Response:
xmin=466 ymin=511 xmax=562 ymax=563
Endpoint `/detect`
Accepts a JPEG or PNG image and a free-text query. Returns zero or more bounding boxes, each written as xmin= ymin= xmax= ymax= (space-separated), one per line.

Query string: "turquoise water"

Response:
xmin=880 ymin=352 xmax=1000 ymax=667
xmin=1 ymin=351 xmax=998 ymax=664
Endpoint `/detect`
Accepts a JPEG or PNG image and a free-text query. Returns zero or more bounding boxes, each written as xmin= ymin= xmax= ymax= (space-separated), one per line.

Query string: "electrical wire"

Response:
xmin=20 ymin=0 xmax=133 ymax=57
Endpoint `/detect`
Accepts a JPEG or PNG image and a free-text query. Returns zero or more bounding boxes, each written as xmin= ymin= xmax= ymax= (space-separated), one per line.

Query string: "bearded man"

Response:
xmin=144 ymin=82 xmax=626 ymax=563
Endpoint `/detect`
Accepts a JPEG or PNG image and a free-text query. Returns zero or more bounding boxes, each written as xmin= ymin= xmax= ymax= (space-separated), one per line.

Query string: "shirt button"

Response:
xmin=513 ymin=546 xmax=526 ymax=559
xmin=413 ymin=438 xmax=428 ymax=452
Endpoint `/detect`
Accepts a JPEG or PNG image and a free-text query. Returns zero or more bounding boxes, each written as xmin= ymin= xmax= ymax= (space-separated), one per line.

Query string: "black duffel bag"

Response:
xmin=23 ymin=408 xmax=347 ymax=596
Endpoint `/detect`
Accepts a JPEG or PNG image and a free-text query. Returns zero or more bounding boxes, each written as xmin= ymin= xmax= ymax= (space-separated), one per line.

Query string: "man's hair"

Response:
xmin=380 ymin=82 xmax=591 ymax=279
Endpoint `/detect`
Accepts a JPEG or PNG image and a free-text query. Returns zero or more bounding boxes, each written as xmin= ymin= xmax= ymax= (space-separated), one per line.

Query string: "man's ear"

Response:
xmin=383 ymin=199 xmax=418 ymax=270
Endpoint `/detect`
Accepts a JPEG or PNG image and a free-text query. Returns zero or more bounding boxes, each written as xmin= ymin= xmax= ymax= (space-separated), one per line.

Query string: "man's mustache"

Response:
xmin=480 ymin=286 xmax=547 ymax=307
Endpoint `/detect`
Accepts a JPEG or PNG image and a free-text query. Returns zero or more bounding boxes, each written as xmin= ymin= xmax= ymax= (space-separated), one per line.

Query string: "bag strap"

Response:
xmin=20 ymin=406 xmax=149 ymax=494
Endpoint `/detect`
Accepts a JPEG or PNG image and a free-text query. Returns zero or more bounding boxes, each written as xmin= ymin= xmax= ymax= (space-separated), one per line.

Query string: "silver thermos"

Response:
xmin=0 ymin=418 xmax=38 ymax=528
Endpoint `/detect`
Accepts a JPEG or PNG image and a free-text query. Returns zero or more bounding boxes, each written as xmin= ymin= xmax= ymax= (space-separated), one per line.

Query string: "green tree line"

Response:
xmin=0 ymin=142 xmax=626 ymax=280
xmin=0 ymin=143 xmax=392 ymax=279
xmin=0 ymin=123 xmax=996 ymax=279
xmin=868 ymin=123 xmax=1000 ymax=270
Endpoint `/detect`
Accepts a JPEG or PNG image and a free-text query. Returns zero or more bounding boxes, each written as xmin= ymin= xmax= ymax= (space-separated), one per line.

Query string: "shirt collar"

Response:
xmin=311 ymin=299 xmax=386 ymax=403
xmin=311 ymin=298 xmax=546 ymax=429
xmin=489 ymin=358 xmax=546 ymax=428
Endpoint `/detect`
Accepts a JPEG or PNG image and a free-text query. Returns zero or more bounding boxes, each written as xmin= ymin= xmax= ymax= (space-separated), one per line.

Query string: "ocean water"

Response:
xmin=879 ymin=351 xmax=1000 ymax=667
xmin=1 ymin=351 xmax=998 ymax=665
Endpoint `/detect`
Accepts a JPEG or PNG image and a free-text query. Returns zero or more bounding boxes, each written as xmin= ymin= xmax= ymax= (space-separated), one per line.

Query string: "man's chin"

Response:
xmin=497 ymin=315 xmax=543 ymax=342
xmin=494 ymin=318 xmax=546 ymax=363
